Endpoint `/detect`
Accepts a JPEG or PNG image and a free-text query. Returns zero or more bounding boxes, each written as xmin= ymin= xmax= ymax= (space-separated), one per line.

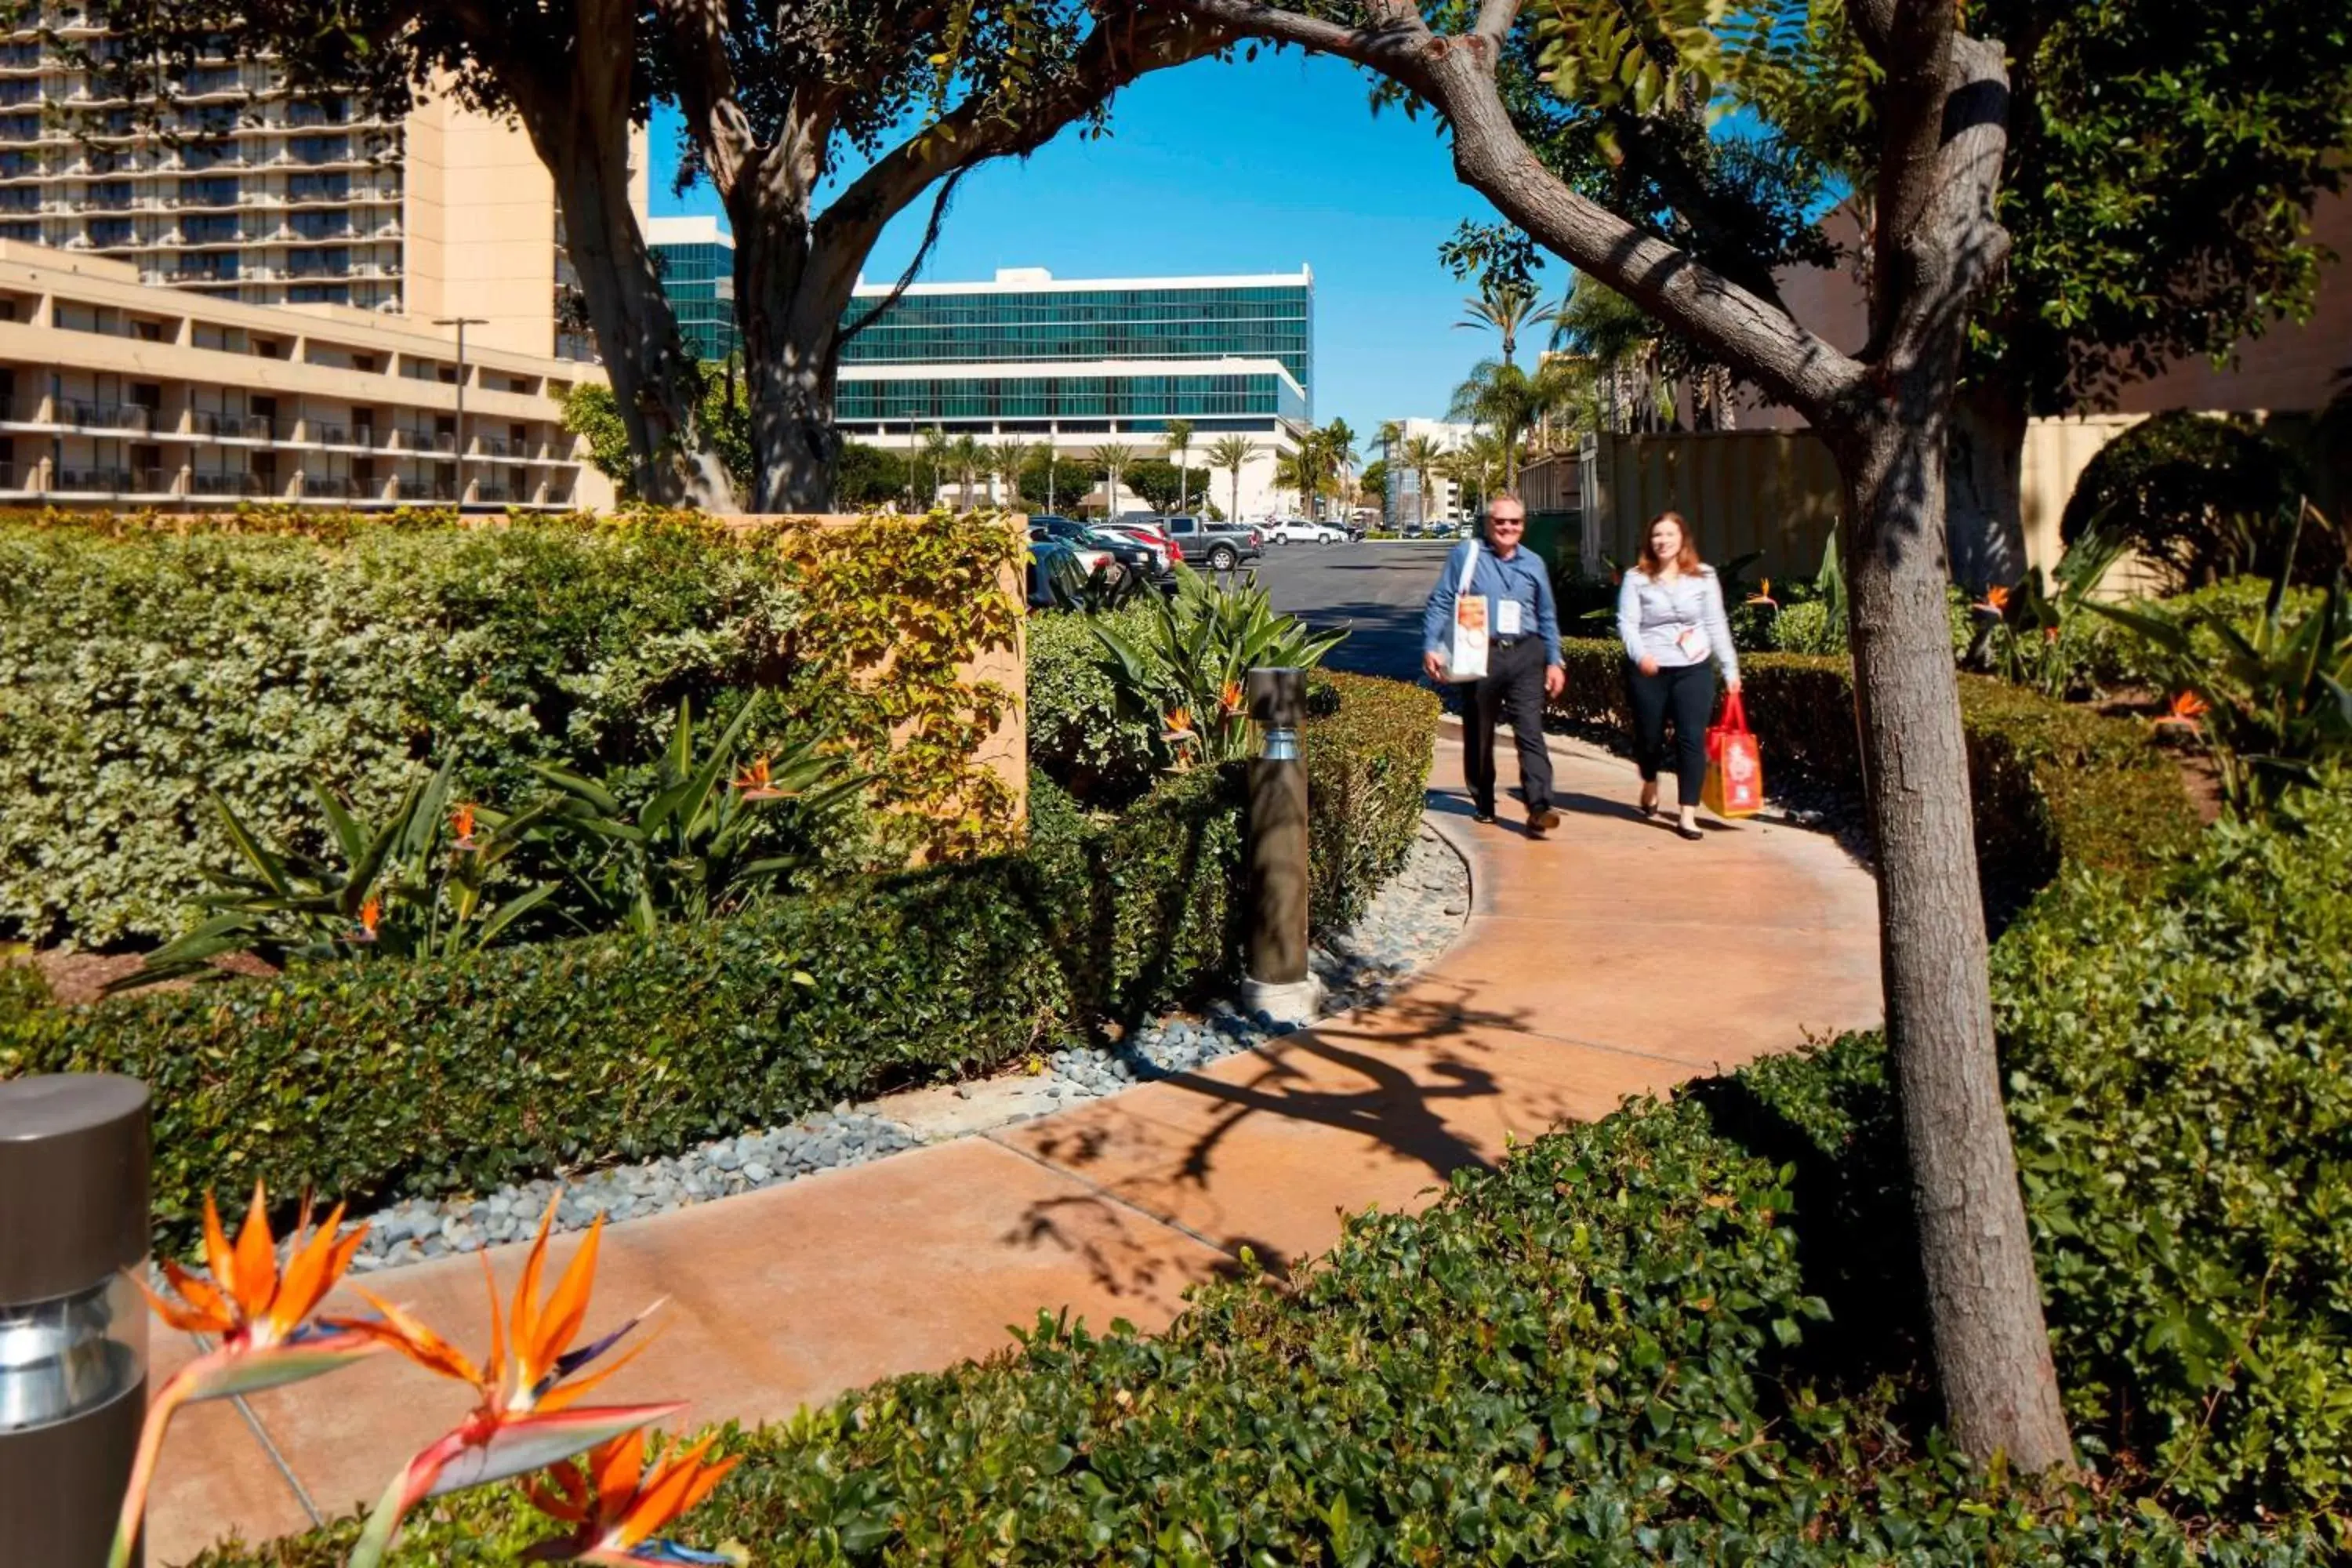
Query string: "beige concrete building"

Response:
xmin=0 ymin=239 xmax=612 ymax=508
xmin=0 ymin=8 xmax=583 ymax=360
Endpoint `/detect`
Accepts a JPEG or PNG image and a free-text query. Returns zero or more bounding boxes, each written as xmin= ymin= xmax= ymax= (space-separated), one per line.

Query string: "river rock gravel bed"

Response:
xmin=341 ymin=821 xmax=1471 ymax=1275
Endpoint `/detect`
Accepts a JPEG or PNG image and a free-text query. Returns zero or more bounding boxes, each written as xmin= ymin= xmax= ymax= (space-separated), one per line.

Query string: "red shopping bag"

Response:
xmin=1704 ymin=691 xmax=1765 ymax=818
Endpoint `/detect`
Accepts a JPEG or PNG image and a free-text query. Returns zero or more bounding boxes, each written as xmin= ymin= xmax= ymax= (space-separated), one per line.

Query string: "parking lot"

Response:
xmin=1247 ymin=539 xmax=1461 ymax=683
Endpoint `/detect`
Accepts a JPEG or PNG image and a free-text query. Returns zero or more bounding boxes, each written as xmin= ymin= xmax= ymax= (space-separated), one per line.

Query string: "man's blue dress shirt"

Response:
xmin=1421 ymin=539 xmax=1563 ymax=666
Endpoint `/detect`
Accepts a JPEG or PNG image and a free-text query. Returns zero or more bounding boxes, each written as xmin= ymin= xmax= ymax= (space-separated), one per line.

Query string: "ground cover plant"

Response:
xmin=185 ymin=675 xmax=2347 ymax=1568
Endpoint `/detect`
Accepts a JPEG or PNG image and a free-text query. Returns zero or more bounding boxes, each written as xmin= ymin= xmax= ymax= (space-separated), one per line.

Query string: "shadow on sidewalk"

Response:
xmin=1011 ymin=985 xmax=1569 ymax=1290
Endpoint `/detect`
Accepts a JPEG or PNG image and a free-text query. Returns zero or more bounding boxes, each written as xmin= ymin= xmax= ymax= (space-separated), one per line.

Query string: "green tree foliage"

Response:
xmin=561 ymin=366 xmax=753 ymax=502
xmin=833 ymin=441 xmax=910 ymax=509
xmin=2061 ymin=413 xmax=2331 ymax=590
xmin=1121 ymin=458 xmax=1213 ymax=514
xmin=1016 ymin=454 xmax=1095 ymax=515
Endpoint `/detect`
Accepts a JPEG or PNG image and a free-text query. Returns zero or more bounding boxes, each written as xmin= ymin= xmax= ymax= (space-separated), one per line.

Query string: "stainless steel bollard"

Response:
xmin=1 ymin=1074 xmax=152 ymax=1566
xmin=1241 ymin=668 xmax=1319 ymax=1024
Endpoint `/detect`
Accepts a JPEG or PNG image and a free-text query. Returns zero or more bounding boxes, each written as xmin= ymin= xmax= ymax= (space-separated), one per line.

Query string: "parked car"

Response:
xmin=1091 ymin=519 xmax=1182 ymax=575
xmin=1264 ymin=518 xmax=1346 ymax=545
xmin=1158 ymin=514 xmax=1264 ymax=572
xmin=1029 ymin=516 xmax=1160 ymax=582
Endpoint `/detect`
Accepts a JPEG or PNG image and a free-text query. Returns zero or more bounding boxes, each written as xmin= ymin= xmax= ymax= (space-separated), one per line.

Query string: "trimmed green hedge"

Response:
xmin=1 ymin=674 xmax=1435 ymax=1249
xmin=0 ymin=511 xmax=804 ymax=947
xmin=1025 ymin=606 xmax=1161 ymax=804
xmin=197 ymin=1059 xmax=2325 ymax=1566
xmin=1549 ymin=638 xmax=2201 ymax=910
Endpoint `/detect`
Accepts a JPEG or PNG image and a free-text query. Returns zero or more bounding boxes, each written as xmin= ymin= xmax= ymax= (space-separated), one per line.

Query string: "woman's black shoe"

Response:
xmin=1676 ymin=822 xmax=1704 ymax=841
xmin=1472 ymin=808 xmax=1497 ymax=825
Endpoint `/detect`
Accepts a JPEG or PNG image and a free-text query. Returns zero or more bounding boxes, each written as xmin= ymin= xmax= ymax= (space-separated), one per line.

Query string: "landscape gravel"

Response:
xmin=339 ymin=821 xmax=1471 ymax=1274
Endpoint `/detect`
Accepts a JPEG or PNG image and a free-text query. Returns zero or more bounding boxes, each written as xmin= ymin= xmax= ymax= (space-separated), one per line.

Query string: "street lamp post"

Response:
xmin=433 ymin=316 xmax=487 ymax=508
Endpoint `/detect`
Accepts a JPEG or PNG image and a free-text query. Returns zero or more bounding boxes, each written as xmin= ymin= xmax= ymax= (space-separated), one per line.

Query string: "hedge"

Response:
xmin=197 ymin=1058 xmax=2325 ymax=1566
xmin=1 ymin=673 xmax=1435 ymax=1250
xmin=0 ymin=506 xmax=1026 ymax=948
xmin=1548 ymin=637 xmax=2201 ymax=913
xmin=1025 ymin=605 xmax=1161 ymax=805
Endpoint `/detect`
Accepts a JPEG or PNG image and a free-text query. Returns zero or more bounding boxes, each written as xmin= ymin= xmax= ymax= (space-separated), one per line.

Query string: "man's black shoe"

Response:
xmin=1472 ymin=808 xmax=1497 ymax=825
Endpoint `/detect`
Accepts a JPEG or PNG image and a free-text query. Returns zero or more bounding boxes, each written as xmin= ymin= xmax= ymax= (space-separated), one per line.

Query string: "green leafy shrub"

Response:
xmin=1997 ymin=784 xmax=2352 ymax=1516
xmin=2086 ymin=532 xmax=2352 ymax=813
xmin=197 ymin=1076 xmax=2326 ymax=1566
xmin=1094 ymin=567 xmax=1346 ymax=766
xmin=3 ymin=673 xmax=1433 ymax=1250
xmin=1025 ymin=604 xmax=1161 ymax=804
xmin=1302 ymin=671 xmax=1441 ymax=931
xmin=2061 ymin=412 xmax=2332 ymax=591
xmin=0 ymin=512 xmax=802 ymax=947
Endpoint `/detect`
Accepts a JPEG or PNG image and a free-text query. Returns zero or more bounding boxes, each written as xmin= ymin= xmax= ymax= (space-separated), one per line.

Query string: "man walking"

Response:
xmin=1421 ymin=495 xmax=1566 ymax=833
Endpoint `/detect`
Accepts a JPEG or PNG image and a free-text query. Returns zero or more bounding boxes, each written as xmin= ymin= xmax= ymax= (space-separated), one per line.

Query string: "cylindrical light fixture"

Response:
xmin=1242 ymin=667 xmax=1319 ymax=1025
xmin=0 ymin=1073 xmax=152 ymax=1566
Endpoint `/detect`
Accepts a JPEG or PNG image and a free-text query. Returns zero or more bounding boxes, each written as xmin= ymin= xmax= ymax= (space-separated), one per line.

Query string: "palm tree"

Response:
xmin=1320 ymin=418 xmax=1359 ymax=522
xmin=1092 ymin=441 xmax=1137 ymax=517
xmin=946 ymin=434 xmax=985 ymax=510
xmin=1448 ymin=356 xmax=1594 ymax=490
xmin=1456 ymin=275 xmax=1559 ymax=368
xmin=918 ymin=425 xmax=953 ymax=506
xmin=1162 ymin=417 xmax=1195 ymax=514
xmin=1400 ymin=434 xmax=1445 ymax=532
xmin=1552 ymin=276 xmax=1671 ymax=434
xmin=1373 ymin=419 xmax=1404 ymax=528
xmin=1205 ymin=435 xmax=1252 ymax=527
xmin=989 ymin=438 xmax=1033 ymax=511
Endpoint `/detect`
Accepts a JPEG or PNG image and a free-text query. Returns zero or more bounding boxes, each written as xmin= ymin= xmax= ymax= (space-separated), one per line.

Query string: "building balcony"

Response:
xmin=51 ymin=465 xmax=173 ymax=497
xmin=187 ymin=470 xmax=268 ymax=498
xmin=56 ymin=399 xmax=153 ymax=434
xmin=192 ymin=411 xmax=278 ymax=441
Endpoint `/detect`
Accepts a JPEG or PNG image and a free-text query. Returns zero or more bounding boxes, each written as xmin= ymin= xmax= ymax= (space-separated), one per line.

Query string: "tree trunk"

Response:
xmin=521 ymin=72 xmax=733 ymax=511
xmin=1945 ymin=383 xmax=2031 ymax=592
xmin=1834 ymin=404 xmax=2074 ymax=1474
xmin=732 ymin=205 xmax=847 ymax=514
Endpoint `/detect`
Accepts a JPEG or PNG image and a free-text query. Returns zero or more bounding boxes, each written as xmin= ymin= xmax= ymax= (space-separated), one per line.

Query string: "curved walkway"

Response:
xmin=144 ymin=726 xmax=1882 ymax=1563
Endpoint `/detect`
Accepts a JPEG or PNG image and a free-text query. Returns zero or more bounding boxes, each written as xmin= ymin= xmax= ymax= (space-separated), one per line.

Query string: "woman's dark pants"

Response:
xmin=1626 ymin=659 xmax=1716 ymax=808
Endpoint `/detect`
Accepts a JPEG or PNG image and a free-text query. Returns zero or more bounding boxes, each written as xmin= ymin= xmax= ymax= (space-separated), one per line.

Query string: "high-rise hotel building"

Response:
xmin=0 ymin=5 xmax=580 ymax=360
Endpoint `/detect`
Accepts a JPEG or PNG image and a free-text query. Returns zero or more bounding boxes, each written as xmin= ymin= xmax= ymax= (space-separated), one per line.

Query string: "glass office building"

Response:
xmin=833 ymin=267 xmax=1312 ymax=438
xmin=644 ymin=216 xmax=739 ymax=361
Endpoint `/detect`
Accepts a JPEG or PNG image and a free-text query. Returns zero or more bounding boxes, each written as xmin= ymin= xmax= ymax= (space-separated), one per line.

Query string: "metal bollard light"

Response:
xmin=1241 ymin=667 xmax=1321 ymax=1025
xmin=0 ymin=1073 xmax=152 ymax=1566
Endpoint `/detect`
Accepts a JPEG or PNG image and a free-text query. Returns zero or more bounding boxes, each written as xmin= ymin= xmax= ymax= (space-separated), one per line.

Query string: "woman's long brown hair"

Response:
xmin=1636 ymin=510 xmax=1703 ymax=578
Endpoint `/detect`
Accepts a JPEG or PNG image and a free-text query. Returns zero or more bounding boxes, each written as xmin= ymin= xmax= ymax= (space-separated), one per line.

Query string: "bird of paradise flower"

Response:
xmin=2155 ymin=689 xmax=2211 ymax=732
xmin=344 ymin=1203 xmax=677 ymax=1568
xmin=521 ymin=1430 xmax=747 ymax=1565
xmin=110 ymin=1185 xmax=381 ymax=1568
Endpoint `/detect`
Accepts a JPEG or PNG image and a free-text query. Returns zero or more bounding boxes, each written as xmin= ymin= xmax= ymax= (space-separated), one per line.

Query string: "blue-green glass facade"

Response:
xmin=836 ymin=371 xmax=1305 ymax=427
xmin=838 ymin=282 xmax=1311 ymax=387
xmin=653 ymin=240 xmax=739 ymax=362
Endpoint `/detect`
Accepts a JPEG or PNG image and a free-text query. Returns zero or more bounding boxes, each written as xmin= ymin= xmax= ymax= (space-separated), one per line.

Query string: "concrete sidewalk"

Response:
xmin=144 ymin=729 xmax=1883 ymax=1563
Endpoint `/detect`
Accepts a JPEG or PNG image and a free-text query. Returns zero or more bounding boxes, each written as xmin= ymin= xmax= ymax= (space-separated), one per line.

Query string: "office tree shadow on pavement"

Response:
xmin=1004 ymin=986 xmax=1584 ymax=1294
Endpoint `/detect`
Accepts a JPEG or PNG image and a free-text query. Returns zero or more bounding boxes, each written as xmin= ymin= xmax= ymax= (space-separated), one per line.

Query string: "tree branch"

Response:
xmin=1473 ymin=0 xmax=1524 ymax=45
xmin=646 ymin=0 xmax=759 ymax=195
xmin=835 ymin=166 xmax=969 ymax=350
xmin=1152 ymin=0 xmax=1435 ymax=85
xmin=806 ymin=9 xmax=1226 ymax=309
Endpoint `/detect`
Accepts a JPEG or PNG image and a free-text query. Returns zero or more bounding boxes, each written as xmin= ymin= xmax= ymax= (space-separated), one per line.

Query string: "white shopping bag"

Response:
xmin=1444 ymin=543 xmax=1488 ymax=682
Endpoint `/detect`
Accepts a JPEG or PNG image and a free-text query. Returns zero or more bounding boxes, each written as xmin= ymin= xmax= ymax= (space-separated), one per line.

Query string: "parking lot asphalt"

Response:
xmin=1246 ymin=539 xmax=1462 ymax=684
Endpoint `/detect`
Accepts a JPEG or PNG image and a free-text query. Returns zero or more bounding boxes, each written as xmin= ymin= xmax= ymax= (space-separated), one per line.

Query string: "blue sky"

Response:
xmin=648 ymin=49 xmax=1552 ymax=442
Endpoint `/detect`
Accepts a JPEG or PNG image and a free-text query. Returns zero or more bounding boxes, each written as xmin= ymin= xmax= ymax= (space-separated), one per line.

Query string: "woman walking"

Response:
xmin=1618 ymin=510 xmax=1740 ymax=840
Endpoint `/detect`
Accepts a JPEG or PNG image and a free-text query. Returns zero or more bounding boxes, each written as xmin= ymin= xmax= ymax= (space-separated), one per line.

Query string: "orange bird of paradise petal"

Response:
xmin=1218 ymin=678 xmax=1246 ymax=716
xmin=730 ymin=757 xmax=786 ymax=800
xmin=452 ymin=803 xmax=480 ymax=850
xmin=1975 ymin=584 xmax=2013 ymax=615
xmin=2157 ymin=690 xmax=2211 ymax=730
xmin=521 ymin=1431 xmax=746 ymax=1564
xmin=111 ymin=1185 xmax=378 ymax=1568
xmin=344 ymin=1200 xmax=675 ymax=1568
xmin=1160 ymin=707 xmax=1196 ymax=742
xmin=354 ymin=895 xmax=382 ymax=942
